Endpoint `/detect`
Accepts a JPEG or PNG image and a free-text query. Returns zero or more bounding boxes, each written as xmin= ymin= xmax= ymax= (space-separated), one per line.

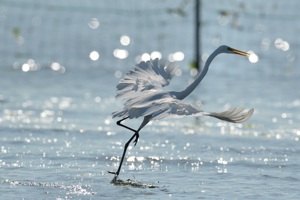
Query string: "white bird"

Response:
xmin=109 ymin=45 xmax=254 ymax=180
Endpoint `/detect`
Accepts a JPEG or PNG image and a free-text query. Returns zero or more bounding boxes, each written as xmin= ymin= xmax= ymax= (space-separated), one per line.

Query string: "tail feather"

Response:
xmin=206 ymin=108 xmax=254 ymax=123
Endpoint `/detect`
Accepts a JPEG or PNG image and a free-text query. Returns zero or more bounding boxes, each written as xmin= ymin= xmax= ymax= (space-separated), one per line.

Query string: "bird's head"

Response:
xmin=218 ymin=45 xmax=249 ymax=57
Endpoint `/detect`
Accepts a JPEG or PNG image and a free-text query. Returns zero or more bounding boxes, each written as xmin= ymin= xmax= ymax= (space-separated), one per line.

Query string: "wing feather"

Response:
xmin=112 ymin=92 xmax=205 ymax=120
xmin=115 ymin=58 xmax=178 ymax=101
xmin=112 ymin=87 xmax=254 ymax=123
xmin=205 ymin=108 xmax=254 ymax=123
xmin=112 ymin=58 xmax=254 ymax=123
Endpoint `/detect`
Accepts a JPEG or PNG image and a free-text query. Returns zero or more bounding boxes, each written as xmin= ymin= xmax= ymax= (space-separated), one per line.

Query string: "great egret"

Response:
xmin=109 ymin=45 xmax=254 ymax=180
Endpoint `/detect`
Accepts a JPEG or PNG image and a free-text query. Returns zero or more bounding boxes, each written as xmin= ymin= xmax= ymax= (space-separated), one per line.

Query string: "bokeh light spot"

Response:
xmin=141 ymin=53 xmax=150 ymax=61
xmin=51 ymin=62 xmax=61 ymax=71
xmin=169 ymin=51 xmax=184 ymax=62
xmin=150 ymin=51 xmax=162 ymax=60
xmin=114 ymin=70 xmax=122 ymax=78
xmin=88 ymin=18 xmax=99 ymax=29
xmin=275 ymin=38 xmax=290 ymax=51
xmin=50 ymin=62 xmax=65 ymax=73
xmin=113 ymin=49 xmax=128 ymax=59
xmin=90 ymin=51 xmax=100 ymax=61
xmin=248 ymin=51 xmax=259 ymax=63
xmin=120 ymin=35 xmax=131 ymax=46
xmin=22 ymin=63 xmax=30 ymax=72
xmin=21 ymin=59 xmax=39 ymax=72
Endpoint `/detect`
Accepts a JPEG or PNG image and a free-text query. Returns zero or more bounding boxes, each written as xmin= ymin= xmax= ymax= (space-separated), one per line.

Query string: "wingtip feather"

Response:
xmin=207 ymin=108 xmax=254 ymax=123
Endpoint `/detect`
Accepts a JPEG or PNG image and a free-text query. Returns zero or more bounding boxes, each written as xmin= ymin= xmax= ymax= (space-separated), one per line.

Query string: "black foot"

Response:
xmin=133 ymin=133 xmax=139 ymax=146
xmin=108 ymin=171 xmax=118 ymax=183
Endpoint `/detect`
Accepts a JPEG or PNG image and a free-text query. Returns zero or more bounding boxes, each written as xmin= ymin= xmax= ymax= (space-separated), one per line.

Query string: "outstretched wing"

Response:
xmin=113 ymin=88 xmax=254 ymax=123
xmin=205 ymin=108 xmax=254 ymax=123
xmin=112 ymin=58 xmax=254 ymax=123
xmin=112 ymin=92 xmax=204 ymax=119
xmin=150 ymin=101 xmax=254 ymax=123
xmin=115 ymin=58 xmax=178 ymax=101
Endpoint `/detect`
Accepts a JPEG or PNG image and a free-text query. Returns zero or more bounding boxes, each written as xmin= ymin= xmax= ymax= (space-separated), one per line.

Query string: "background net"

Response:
xmin=0 ymin=0 xmax=299 ymax=75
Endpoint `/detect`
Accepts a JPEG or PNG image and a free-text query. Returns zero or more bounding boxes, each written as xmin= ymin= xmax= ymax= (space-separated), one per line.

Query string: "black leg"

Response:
xmin=109 ymin=131 xmax=138 ymax=178
xmin=116 ymin=117 xmax=135 ymax=132
xmin=109 ymin=117 xmax=139 ymax=180
xmin=116 ymin=117 xmax=139 ymax=146
xmin=109 ymin=116 xmax=151 ymax=181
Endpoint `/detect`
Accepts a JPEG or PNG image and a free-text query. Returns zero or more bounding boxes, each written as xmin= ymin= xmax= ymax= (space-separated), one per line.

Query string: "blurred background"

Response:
xmin=0 ymin=0 xmax=300 ymax=199
xmin=1 ymin=0 xmax=299 ymax=133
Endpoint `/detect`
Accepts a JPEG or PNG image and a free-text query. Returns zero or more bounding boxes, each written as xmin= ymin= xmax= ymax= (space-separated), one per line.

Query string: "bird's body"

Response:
xmin=109 ymin=45 xmax=254 ymax=182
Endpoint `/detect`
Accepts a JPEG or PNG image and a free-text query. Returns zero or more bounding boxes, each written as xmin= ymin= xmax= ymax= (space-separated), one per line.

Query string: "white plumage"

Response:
xmin=112 ymin=57 xmax=253 ymax=122
xmin=109 ymin=45 xmax=254 ymax=181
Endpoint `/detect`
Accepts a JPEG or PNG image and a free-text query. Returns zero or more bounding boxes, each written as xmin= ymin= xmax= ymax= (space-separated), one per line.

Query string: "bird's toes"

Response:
xmin=110 ymin=175 xmax=118 ymax=184
xmin=133 ymin=135 xmax=139 ymax=146
xmin=108 ymin=171 xmax=119 ymax=183
xmin=135 ymin=133 xmax=140 ymax=145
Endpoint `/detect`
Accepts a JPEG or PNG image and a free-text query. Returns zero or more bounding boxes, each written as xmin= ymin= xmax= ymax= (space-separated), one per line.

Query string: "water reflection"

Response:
xmin=132 ymin=51 xmax=184 ymax=63
xmin=261 ymin=38 xmax=271 ymax=51
xmin=114 ymin=70 xmax=122 ymax=78
xmin=286 ymin=53 xmax=296 ymax=63
xmin=0 ymin=97 xmax=77 ymax=129
xmin=22 ymin=59 xmax=39 ymax=72
xmin=248 ymin=51 xmax=259 ymax=63
xmin=113 ymin=49 xmax=128 ymax=59
xmin=88 ymin=18 xmax=99 ymax=29
xmin=135 ymin=51 xmax=162 ymax=62
xmin=50 ymin=62 xmax=65 ymax=73
xmin=141 ymin=53 xmax=150 ymax=61
xmin=275 ymin=38 xmax=290 ymax=51
xmin=168 ymin=51 xmax=184 ymax=62
xmin=150 ymin=51 xmax=162 ymax=60
xmin=89 ymin=51 xmax=100 ymax=61
xmin=120 ymin=35 xmax=130 ymax=46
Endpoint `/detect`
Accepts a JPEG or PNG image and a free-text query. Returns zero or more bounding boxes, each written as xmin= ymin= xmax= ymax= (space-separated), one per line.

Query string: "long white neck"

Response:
xmin=176 ymin=49 xmax=221 ymax=100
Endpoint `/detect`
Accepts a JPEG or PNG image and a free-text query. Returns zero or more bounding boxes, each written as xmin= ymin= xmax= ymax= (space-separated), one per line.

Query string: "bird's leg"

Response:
xmin=109 ymin=131 xmax=138 ymax=181
xmin=109 ymin=116 xmax=150 ymax=181
xmin=109 ymin=117 xmax=140 ymax=181
xmin=130 ymin=115 xmax=151 ymax=147
xmin=116 ymin=117 xmax=135 ymax=132
xmin=116 ymin=117 xmax=140 ymax=146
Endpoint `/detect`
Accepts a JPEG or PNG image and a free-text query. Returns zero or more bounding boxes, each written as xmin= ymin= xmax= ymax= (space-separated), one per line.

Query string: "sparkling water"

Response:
xmin=1 ymin=0 xmax=300 ymax=199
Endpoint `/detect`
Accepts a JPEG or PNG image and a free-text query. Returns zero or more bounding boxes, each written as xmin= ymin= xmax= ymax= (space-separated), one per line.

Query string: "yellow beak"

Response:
xmin=228 ymin=47 xmax=250 ymax=57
